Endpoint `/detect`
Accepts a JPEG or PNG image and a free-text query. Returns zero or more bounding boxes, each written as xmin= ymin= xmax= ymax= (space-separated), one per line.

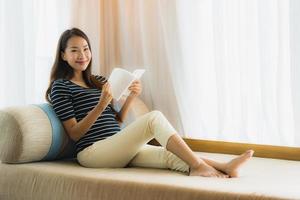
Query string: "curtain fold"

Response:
xmin=99 ymin=0 xmax=185 ymax=133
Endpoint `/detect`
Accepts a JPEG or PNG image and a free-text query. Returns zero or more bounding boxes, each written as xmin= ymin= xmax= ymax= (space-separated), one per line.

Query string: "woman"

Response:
xmin=45 ymin=28 xmax=254 ymax=178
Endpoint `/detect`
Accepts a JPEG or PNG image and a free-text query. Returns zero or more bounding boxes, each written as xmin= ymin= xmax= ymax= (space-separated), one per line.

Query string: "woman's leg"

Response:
xmin=200 ymin=150 xmax=254 ymax=177
xmin=128 ymin=144 xmax=190 ymax=173
xmin=77 ymin=110 xmax=180 ymax=168
xmin=165 ymin=134 xmax=254 ymax=177
xmin=129 ymin=142 xmax=253 ymax=178
xmin=165 ymin=134 xmax=227 ymax=177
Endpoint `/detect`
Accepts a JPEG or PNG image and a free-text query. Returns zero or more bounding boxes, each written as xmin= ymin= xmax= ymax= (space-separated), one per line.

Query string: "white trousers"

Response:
xmin=77 ymin=111 xmax=189 ymax=173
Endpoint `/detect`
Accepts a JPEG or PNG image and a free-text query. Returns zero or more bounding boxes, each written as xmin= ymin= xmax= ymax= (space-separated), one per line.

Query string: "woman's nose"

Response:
xmin=78 ymin=50 xmax=85 ymax=58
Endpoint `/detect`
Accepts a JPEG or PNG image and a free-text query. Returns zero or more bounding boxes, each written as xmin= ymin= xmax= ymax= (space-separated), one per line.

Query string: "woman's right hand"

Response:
xmin=97 ymin=82 xmax=113 ymax=111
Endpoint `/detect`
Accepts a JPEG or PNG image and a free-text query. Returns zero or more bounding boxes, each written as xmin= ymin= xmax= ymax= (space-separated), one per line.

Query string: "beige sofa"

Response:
xmin=1 ymin=99 xmax=300 ymax=200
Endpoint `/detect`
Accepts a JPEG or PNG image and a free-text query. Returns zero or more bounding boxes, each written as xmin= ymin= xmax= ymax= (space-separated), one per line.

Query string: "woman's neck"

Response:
xmin=70 ymin=71 xmax=90 ymax=88
xmin=71 ymin=71 xmax=84 ymax=82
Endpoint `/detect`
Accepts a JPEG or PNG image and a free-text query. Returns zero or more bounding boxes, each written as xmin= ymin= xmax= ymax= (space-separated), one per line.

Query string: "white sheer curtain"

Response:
xmin=170 ymin=0 xmax=298 ymax=146
xmin=0 ymin=0 xmax=100 ymax=108
xmin=99 ymin=0 xmax=300 ymax=146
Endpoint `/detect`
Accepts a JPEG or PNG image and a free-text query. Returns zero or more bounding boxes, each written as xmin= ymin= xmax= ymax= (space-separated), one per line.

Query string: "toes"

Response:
xmin=218 ymin=174 xmax=228 ymax=178
xmin=248 ymin=150 xmax=254 ymax=156
xmin=223 ymin=174 xmax=229 ymax=178
xmin=245 ymin=149 xmax=254 ymax=157
xmin=229 ymin=171 xmax=239 ymax=178
xmin=206 ymin=172 xmax=219 ymax=178
xmin=218 ymin=172 xmax=229 ymax=178
xmin=218 ymin=174 xmax=225 ymax=178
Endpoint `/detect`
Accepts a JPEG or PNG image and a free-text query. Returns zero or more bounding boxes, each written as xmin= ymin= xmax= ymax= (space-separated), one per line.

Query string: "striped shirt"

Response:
xmin=50 ymin=75 xmax=121 ymax=154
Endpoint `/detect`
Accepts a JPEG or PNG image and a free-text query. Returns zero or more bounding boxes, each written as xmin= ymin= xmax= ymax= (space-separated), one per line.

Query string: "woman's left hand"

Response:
xmin=128 ymin=80 xmax=142 ymax=97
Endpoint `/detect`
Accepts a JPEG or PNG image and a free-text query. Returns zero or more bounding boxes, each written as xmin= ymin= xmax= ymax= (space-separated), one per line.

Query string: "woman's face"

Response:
xmin=61 ymin=36 xmax=91 ymax=72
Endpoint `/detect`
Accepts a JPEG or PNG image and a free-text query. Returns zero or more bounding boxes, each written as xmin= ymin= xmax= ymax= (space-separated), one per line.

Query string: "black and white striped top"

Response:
xmin=50 ymin=75 xmax=121 ymax=154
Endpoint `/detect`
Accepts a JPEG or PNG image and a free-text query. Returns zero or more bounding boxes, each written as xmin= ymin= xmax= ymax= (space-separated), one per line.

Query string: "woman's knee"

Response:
xmin=143 ymin=110 xmax=165 ymax=128
xmin=147 ymin=110 xmax=165 ymax=121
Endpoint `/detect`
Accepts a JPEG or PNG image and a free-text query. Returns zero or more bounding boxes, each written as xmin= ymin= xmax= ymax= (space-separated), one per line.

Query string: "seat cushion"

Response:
xmin=0 ymin=152 xmax=300 ymax=200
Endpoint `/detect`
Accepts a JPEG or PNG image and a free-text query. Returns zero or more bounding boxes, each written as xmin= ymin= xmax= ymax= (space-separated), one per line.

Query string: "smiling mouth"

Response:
xmin=76 ymin=61 xmax=88 ymax=64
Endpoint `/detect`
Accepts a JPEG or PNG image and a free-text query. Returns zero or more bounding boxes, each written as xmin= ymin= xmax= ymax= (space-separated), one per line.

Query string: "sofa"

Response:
xmin=1 ymin=98 xmax=300 ymax=200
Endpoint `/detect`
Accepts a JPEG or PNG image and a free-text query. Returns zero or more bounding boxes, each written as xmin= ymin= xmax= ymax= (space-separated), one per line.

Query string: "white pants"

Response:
xmin=77 ymin=110 xmax=189 ymax=173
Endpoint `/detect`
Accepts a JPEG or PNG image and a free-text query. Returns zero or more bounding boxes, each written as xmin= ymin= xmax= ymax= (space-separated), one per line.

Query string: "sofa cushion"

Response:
xmin=0 ymin=97 xmax=149 ymax=164
xmin=1 ymin=152 xmax=300 ymax=200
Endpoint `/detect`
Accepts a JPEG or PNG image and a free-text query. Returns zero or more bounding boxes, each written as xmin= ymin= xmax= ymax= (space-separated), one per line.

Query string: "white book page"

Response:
xmin=123 ymin=69 xmax=145 ymax=97
xmin=108 ymin=68 xmax=136 ymax=101
xmin=133 ymin=69 xmax=146 ymax=79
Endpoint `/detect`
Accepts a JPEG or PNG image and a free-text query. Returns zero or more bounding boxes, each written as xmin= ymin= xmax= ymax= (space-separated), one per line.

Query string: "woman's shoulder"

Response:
xmin=51 ymin=79 xmax=71 ymax=90
xmin=53 ymin=78 xmax=71 ymax=84
xmin=50 ymin=79 xmax=72 ymax=101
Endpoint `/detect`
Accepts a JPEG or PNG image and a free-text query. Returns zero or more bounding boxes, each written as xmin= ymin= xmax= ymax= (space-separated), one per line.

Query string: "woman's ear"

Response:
xmin=61 ymin=51 xmax=66 ymax=61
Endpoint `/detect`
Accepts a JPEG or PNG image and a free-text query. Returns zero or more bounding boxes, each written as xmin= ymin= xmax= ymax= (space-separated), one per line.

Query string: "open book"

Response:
xmin=108 ymin=68 xmax=145 ymax=101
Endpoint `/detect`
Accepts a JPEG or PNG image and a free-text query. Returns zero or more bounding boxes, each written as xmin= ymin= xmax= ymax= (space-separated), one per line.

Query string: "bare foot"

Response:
xmin=224 ymin=150 xmax=254 ymax=178
xmin=190 ymin=162 xmax=229 ymax=178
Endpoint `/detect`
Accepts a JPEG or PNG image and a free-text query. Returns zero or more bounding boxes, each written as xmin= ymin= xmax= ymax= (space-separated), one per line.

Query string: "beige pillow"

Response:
xmin=0 ymin=104 xmax=75 ymax=163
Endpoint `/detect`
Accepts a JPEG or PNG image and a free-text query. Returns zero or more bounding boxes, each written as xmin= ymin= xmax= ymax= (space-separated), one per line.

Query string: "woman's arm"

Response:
xmin=63 ymin=83 xmax=113 ymax=141
xmin=117 ymin=95 xmax=136 ymax=122
xmin=117 ymin=80 xmax=142 ymax=122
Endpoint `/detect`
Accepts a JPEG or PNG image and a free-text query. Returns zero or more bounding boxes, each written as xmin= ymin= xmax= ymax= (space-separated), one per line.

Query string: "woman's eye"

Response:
xmin=71 ymin=50 xmax=77 ymax=52
xmin=84 ymin=48 xmax=89 ymax=51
